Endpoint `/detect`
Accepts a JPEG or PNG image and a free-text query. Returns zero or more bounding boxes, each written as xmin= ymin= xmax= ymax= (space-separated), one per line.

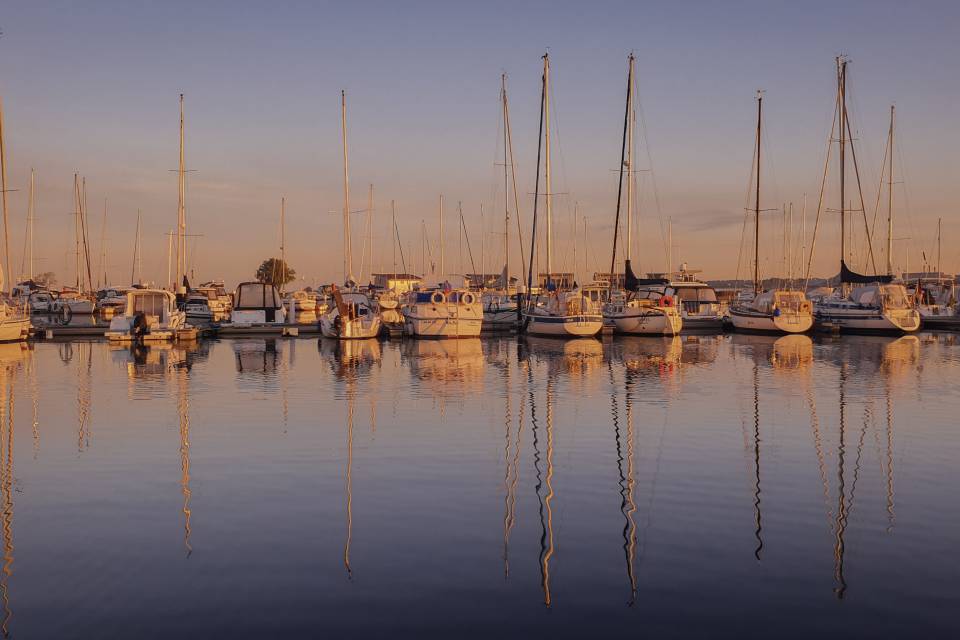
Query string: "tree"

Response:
xmin=256 ymin=258 xmax=296 ymax=288
xmin=34 ymin=271 xmax=56 ymax=287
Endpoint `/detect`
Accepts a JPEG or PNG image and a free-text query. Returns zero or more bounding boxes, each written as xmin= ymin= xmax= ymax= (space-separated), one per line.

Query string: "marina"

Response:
xmin=0 ymin=2 xmax=958 ymax=637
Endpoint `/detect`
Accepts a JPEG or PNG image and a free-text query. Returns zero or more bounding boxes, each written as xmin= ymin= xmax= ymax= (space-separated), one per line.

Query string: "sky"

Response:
xmin=0 ymin=0 xmax=958 ymax=288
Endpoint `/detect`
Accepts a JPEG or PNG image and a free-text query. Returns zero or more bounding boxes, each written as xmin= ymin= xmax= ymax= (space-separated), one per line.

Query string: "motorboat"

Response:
xmin=105 ymin=288 xmax=191 ymax=343
xmin=183 ymin=291 xmax=215 ymax=326
xmin=283 ymin=289 xmax=320 ymax=322
xmin=376 ymin=289 xmax=404 ymax=327
xmin=96 ymin=287 xmax=128 ymax=319
xmin=221 ymin=282 xmax=288 ymax=331
xmin=402 ymin=287 xmax=483 ymax=338
xmin=52 ymin=288 xmax=96 ymax=317
xmin=27 ymin=289 xmax=57 ymax=313
xmin=197 ymin=281 xmax=232 ymax=321
xmin=320 ymin=286 xmax=381 ymax=339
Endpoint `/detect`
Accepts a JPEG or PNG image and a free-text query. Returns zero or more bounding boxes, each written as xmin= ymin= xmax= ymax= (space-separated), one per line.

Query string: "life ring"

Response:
xmin=661 ymin=295 xmax=673 ymax=307
xmin=461 ymin=292 xmax=475 ymax=306
xmin=431 ymin=291 xmax=445 ymax=305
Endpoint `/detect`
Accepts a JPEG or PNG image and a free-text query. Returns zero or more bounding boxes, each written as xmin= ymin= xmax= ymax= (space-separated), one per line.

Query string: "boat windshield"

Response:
xmin=235 ymin=284 xmax=281 ymax=309
xmin=133 ymin=293 xmax=169 ymax=317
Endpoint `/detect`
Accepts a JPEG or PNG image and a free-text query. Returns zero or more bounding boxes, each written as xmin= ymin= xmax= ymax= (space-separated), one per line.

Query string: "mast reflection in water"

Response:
xmin=0 ymin=334 xmax=953 ymax=638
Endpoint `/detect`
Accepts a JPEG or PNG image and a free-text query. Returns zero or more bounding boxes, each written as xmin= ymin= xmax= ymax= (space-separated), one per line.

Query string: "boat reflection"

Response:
xmin=520 ymin=336 xmax=603 ymax=380
xmin=234 ymin=339 xmax=280 ymax=375
xmin=0 ymin=345 xmax=28 ymax=638
xmin=320 ymin=338 xmax=381 ymax=382
xmin=403 ymin=339 xmax=484 ymax=395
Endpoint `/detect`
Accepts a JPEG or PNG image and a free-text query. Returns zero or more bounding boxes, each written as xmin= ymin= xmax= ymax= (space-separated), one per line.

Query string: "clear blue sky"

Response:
xmin=1 ymin=0 xmax=957 ymax=286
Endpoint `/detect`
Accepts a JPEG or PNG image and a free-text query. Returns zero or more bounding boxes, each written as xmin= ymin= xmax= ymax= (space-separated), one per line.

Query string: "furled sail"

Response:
xmin=840 ymin=260 xmax=893 ymax=284
xmin=624 ymin=259 xmax=669 ymax=291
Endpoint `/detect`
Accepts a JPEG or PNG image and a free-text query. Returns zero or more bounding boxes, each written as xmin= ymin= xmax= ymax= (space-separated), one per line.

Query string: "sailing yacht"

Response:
xmin=0 ymin=101 xmax=32 ymax=342
xmin=603 ymin=53 xmax=682 ymax=336
xmin=728 ymin=91 xmax=813 ymax=334
xmin=401 ymin=197 xmax=483 ymax=338
xmin=522 ymin=54 xmax=602 ymax=339
xmin=52 ymin=175 xmax=97 ymax=317
xmin=481 ymin=74 xmax=522 ymax=332
xmin=810 ymin=59 xmax=919 ymax=333
xmin=319 ymin=90 xmax=382 ymax=340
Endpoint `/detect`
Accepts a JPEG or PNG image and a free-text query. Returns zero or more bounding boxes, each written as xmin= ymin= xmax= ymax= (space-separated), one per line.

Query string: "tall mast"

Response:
xmin=608 ymin=53 xmax=632 ymax=293
xmin=27 ymin=168 xmax=35 ymax=281
xmin=280 ymin=197 xmax=286 ymax=289
xmin=131 ymin=209 xmax=142 ymax=285
xmin=501 ymin=74 xmax=510 ymax=285
xmin=341 ymin=90 xmax=353 ymax=284
xmin=754 ymin=90 xmax=763 ymax=295
xmin=626 ymin=54 xmax=635 ymax=263
xmin=99 ymin=199 xmax=108 ymax=288
xmin=0 ymin=96 xmax=11 ymax=293
xmin=886 ymin=105 xmax=894 ymax=276
xmin=177 ymin=93 xmax=186 ymax=291
xmin=838 ymin=58 xmax=846 ymax=268
xmin=937 ymin=217 xmax=942 ymax=279
xmin=439 ymin=194 xmax=444 ymax=279
xmin=543 ymin=53 xmax=552 ymax=281
xmin=74 ymin=174 xmax=81 ymax=290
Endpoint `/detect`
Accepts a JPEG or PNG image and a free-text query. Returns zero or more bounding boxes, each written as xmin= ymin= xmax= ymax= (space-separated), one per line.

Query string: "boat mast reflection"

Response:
xmin=618 ymin=364 xmax=639 ymax=604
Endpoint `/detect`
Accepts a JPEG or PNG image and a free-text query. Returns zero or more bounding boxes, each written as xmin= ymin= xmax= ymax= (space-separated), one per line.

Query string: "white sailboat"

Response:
xmin=522 ymin=53 xmax=602 ymax=339
xmin=481 ymin=74 xmax=522 ymax=332
xmin=0 ymin=97 xmax=30 ymax=342
xmin=728 ymin=90 xmax=813 ymax=334
xmin=53 ymin=175 xmax=97 ymax=317
xmin=319 ymin=90 xmax=382 ymax=340
xmin=603 ymin=53 xmax=682 ymax=336
xmin=401 ymin=196 xmax=483 ymax=338
xmin=809 ymin=58 xmax=919 ymax=333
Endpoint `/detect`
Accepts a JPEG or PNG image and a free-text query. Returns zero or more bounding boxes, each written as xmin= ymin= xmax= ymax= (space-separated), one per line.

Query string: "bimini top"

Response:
xmin=234 ymin=282 xmax=283 ymax=310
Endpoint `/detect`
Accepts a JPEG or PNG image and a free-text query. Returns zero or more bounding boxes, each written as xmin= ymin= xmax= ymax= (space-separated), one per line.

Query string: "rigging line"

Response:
xmin=869 ymin=121 xmax=891 ymax=244
xmin=503 ymin=78 xmax=526 ymax=284
xmin=842 ymin=95 xmax=880 ymax=274
xmin=803 ymin=85 xmax=840 ymax=288
xmin=735 ymin=113 xmax=761 ymax=286
xmin=458 ymin=202 xmax=478 ymax=279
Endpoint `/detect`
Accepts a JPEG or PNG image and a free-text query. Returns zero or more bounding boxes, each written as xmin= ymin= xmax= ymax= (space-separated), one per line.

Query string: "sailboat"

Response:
xmin=320 ymin=90 xmax=382 ymax=340
xmin=52 ymin=175 xmax=97 ymax=317
xmin=522 ymin=53 xmax=603 ymax=338
xmin=728 ymin=90 xmax=813 ymax=334
xmin=0 ymin=98 xmax=31 ymax=342
xmin=810 ymin=58 xmax=919 ymax=333
xmin=603 ymin=53 xmax=682 ymax=336
xmin=401 ymin=196 xmax=483 ymax=338
xmin=481 ymin=74 xmax=522 ymax=332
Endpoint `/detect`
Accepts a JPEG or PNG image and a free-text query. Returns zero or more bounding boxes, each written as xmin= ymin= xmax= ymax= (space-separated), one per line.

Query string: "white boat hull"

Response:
xmin=481 ymin=307 xmax=518 ymax=332
xmin=607 ymin=308 xmax=682 ymax=335
xmin=524 ymin=313 xmax=603 ymax=338
xmin=728 ymin=308 xmax=813 ymax=334
xmin=403 ymin=304 xmax=483 ymax=338
xmin=814 ymin=306 xmax=920 ymax=333
xmin=0 ymin=317 xmax=31 ymax=342
xmin=320 ymin=315 xmax=381 ymax=339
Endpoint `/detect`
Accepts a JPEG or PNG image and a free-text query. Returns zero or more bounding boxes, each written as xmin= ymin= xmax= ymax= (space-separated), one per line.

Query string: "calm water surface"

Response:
xmin=0 ymin=333 xmax=957 ymax=638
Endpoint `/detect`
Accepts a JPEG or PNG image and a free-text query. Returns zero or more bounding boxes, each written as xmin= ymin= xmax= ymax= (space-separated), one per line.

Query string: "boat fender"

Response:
xmin=661 ymin=295 xmax=673 ymax=307
xmin=431 ymin=291 xmax=445 ymax=305
xmin=461 ymin=292 xmax=475 ymax=306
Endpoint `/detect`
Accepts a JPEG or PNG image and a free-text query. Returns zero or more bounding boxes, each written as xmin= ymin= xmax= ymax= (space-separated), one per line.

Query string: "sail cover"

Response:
xmin=624 ymin=259 xmax=669 ymax=291
xmin=840 ymin=260 xmax=893 ymax=285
